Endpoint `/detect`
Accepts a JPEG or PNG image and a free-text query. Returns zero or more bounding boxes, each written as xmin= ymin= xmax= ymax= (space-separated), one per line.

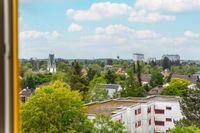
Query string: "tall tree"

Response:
xmin=162 ymin=57 xmax=171 ymax=70
xmin=70 ymin=61 xmax=89 ymax=101
xmin=167 ymin=126 xmax=200 ymax=133
xmin=136 ymin=61 xmax=142 ymax=86
xmin=150 ymin=70 xmax=164 ymax=87
xmin=121 ymin=69 xmax=144 ymax=97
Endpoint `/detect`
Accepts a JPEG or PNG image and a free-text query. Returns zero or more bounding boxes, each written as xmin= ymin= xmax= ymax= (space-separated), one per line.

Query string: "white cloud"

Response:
xmin=66 ymin=2 xmax=132 ymax=21
xmin=20 ymin=30 xmax=60 ymax=40
xmin=135 ymin=0 xmax=200 ymax=12
xmin=66 ymin=2 xmax=177 ymax=23
xmin=184 ymin=31 xmax=200 ymax=38
xmin=68 ymin=23 xmax=83 ymax=32
xmin=82 ymin=24 xmax=161 ymax=46
xmin=128 ymin=10 xmax=176 ymax=22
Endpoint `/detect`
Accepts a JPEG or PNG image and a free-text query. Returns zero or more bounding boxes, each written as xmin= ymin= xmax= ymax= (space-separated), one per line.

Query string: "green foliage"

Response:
xmin=70 ymin=61 xmax=89 ymax=101
xmin=92 ymin=114 xmax=128 ymax=133
xmin=105 ymin=70 xmax=117 ymax=84
xmin=161 ymin=78 xmax=190 ymax=97
xmin=121 ymin=69 xmax=144 ymax=97
xmin=21 ymin=81 xmax=91 ymax=133
xmin=87 ymin=64 xmax=101 ymax=81
xmin=177 ymin=85 xmax=200 ymax=128
xmin=167 ymin=126 xmax=200 ymax=133
xmin=162 ymin=57 xmax=171 ymax=70
xmin=52 ymin=71 xmax=69 ymax=82
xmin=150 ymin=70 xmax=164 ymax=87
xmin=57 ymin=62 xmax=70 ymax=72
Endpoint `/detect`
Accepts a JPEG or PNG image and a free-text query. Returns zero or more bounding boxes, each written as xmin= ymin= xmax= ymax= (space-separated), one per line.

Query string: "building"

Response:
xmin=101 ymin=84 xmax=122 ymax=97
xmin=133 ymin=53 xmax=144 ymax=62
xmin=86 ymin=95 xmax=183 ymax=133
xmin=47 ymin=54 xmax=56 ymax=73
xmin=162 ymin=55 xmax=180 ymax=62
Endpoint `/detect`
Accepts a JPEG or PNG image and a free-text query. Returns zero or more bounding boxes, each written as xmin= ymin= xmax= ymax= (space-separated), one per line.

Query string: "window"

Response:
xmin=135 ymin=123 xmax=137 ymax=128
xmin=147 ymin=107 xmax=151 ymax=113
xmin=135 ymin=110 xmax=137 ymax=115
xmin=138 ymin=108 xmax=141 ymax=114
xmin=155 ymin=121 xmax=165 ymax=126
xmin=149 ymin=119 xmax=151 ymax=125
xmin=138 ymin=120 xmax=141 ymax=127
xmin=166 ymin=106 xmax=172 ymax=110
xmin=166 ymin=118 xmax=172 ymax=122
xmin=155 ymin=109 xmax=164 ymax=114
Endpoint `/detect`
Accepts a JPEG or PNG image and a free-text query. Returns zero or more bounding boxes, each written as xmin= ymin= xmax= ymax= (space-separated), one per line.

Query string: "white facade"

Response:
xmin=87 ymin=96 xmax=183 ymax=133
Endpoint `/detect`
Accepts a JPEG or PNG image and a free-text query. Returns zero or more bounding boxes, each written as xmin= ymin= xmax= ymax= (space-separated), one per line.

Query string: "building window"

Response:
xmin=147 ymin=107 xmax=151 ymax=113
xmin=166 ymin=118 xmax=172 ymax=122
xmin=138 ymin=108 xmax=141 ymax=114
xmin=149 ymin=119 xmax=151 ymax=125
xmin=135 ymin=123 xmax=137 ymax=128
xmin=135 ymin=110 xmax=137 ymax=115
xmin=166 ymin=106 xmax=172 ymax=110
xmin=155 ymin=109 xmax=164 ymax=114
xmin=138 ymin=120 xmax=141 ymax=127
xmin=155 ymin=121 xmax=165 ymax=126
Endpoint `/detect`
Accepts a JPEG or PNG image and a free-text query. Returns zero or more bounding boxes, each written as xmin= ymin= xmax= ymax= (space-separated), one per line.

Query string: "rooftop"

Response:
xmin=86 ymin=100 xmax=138 ymax=115
xmin=86 ymin=95 xmax=180 ymax=115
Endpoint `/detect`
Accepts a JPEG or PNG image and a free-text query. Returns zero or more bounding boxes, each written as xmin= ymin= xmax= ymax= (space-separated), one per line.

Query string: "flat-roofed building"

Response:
xmin=86 ymin=95 xmax=182 ymax=133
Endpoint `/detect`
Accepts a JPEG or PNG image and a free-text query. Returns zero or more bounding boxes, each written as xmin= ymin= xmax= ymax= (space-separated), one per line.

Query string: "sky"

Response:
xmin=19 ymin=0 xmax=200 ymax=60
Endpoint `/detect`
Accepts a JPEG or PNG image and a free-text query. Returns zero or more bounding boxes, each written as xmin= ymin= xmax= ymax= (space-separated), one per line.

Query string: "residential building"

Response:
xmin=86 ymin=95 xmax=182 ymax=133
xmin=101 ymin=84 xmax=122 ymax=97
xmin=47 ymin=54 xmax=56 ymax=73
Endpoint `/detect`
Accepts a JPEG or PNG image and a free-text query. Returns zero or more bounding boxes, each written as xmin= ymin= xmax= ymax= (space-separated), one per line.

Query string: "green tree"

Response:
xmin=21 ymin=81 xmax=92 ymax=133
xmin=149 ymin=70 xmax=164 ymax=87
xmin=167 ymin=126 xmax=200 ymax=133
xmin=57 ymin=62 xmax=70 ymax=72
xmin=92 ymin=114 xmax=128 ymax=133
xmin=161 ymin=78 xmax=190 ymax=97
xmin=87 ymin=64 xmax=101 ymax=81
xmin=105 ymin=70 xmax=117 ymax=84
xmin=70 ymin=61 xmax=89 ymax=101
xmin=162 ymin=57 xmax=171 ymax=70
xmin=121 ymin=69 xmax=144 ymax=97
xmin=177 ymin=84 xmax=200 ymax=128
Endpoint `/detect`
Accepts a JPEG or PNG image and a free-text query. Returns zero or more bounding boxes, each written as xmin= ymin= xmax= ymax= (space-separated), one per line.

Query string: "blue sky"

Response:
xmin=19 ymin=0 xmax=200 ymax=60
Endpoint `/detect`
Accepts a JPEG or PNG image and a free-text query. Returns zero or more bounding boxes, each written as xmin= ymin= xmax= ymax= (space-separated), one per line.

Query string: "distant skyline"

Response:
xmin=19 ymin=0 xmax=200 ymax=60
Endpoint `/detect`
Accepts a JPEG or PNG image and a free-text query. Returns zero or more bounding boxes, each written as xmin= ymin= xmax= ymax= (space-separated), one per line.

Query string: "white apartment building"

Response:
xmin=86 ymin=95 xmax=182 ymax=133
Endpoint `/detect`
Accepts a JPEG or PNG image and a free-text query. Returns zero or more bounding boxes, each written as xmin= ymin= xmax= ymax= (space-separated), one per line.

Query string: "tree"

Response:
xmin=57 ymin=62 xmax=70 ymax=72
xmin=136 ymin=61 xmax=142 ymax=86
xmin=177 ymin=84 xmax=200 ymax=128
xmin=70 ymin=61 xmax=89 ymax=101
xmin=121 ymin=69 xmax=144 ymax=97
xmin=87 ymin=64 xmax=101 ymax=81
xmin=162 ymin=57 xmax=171 ymax=70
xmin=105 ymin=70 xmax=117 ymax=84
xmin=92 ymin=114 xmax=128 ymax=133
xmin=21 ymin=81 xmax=92 ymax=133
xmin=167 ymin=126 xmax=200 ymax=133
xmin=161 ymin=78 xmax=190 ymax=97
xmin=149 ymin=70 xmax=164 ymax=87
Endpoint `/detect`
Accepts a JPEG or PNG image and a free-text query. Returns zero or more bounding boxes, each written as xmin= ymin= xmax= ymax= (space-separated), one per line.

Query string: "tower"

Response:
xmin=47 ymin=54 xmax=56 ymax=73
